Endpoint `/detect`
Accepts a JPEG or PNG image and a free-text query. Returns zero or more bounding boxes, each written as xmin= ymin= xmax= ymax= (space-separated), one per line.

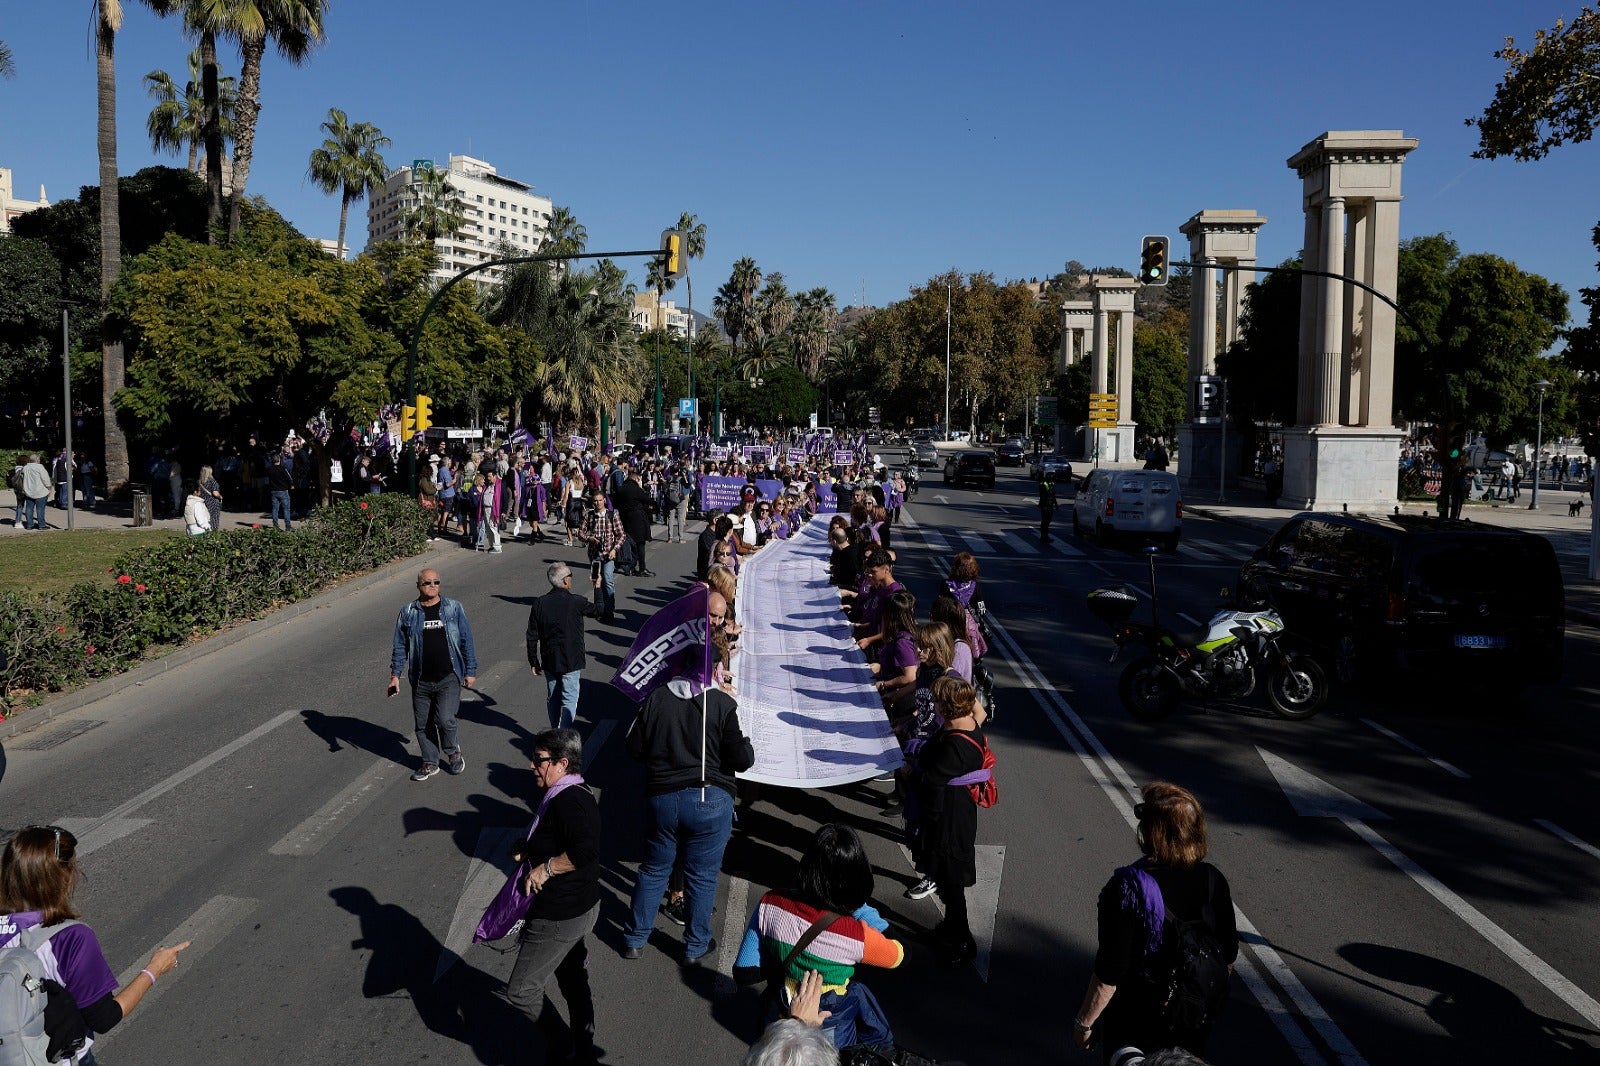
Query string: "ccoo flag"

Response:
xmin=609 ymin=584 xmax=716 ymax=702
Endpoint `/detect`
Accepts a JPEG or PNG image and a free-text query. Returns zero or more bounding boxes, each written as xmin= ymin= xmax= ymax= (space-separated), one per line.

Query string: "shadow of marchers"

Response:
xmin=1340 ymin=941 xmax=1600 ymax=1061
xmin=329 ymin=885 xmax=528 ymax=1064
xmin=300 ymin=709 xmax=410 ymax=762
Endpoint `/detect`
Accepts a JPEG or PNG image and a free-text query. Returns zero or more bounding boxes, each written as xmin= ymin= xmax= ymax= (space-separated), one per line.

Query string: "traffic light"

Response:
xmin=660 ymin=228 xmax=688 ymax=281
xmin=1139 ymin=235 xmax=1170 ymax=286
xmin=401 ymin=405 xmax=418 ymax=439
xmin=414 ymin=394 xmax=434 ymax=435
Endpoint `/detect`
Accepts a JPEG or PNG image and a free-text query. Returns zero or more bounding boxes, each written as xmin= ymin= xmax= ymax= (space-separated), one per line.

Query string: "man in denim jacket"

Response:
xmin=388 ymin=568 xmax=479 ymax=781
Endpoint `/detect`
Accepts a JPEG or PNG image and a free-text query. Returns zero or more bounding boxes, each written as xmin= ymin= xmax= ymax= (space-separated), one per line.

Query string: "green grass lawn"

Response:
xmin=0 ymin=529 xmax=179 ymax=595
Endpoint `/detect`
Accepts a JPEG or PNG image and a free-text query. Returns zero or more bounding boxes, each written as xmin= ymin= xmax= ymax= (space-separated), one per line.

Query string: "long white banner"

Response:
xmin=733 ymin=520 xmax=904 ymax=787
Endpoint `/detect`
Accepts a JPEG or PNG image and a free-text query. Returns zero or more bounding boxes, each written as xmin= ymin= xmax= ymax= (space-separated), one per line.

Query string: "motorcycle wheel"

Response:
xmin=1266 ymin=653 xmax=1329 ymax=720
xmin=1119 ymin=657 xmax=1181 ymax=721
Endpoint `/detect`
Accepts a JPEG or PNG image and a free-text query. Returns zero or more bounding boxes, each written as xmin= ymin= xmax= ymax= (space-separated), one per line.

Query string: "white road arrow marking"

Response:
xmin=1259 ymin=747 xmax=1600 ymax=1031
xmin=935 ymin=494 xmax=951 ymax=505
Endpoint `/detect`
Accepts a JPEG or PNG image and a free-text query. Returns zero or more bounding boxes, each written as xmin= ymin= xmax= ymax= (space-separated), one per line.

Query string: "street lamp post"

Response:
xmin=1530 ymin=378 xmax=1553 ymax=510
xmin=943 ymin=281 xmax=952 ymax=438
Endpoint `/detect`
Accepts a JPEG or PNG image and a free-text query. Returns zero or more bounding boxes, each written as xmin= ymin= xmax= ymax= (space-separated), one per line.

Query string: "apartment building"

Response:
xmin=0 ymin=167 xmax=49 ymax=233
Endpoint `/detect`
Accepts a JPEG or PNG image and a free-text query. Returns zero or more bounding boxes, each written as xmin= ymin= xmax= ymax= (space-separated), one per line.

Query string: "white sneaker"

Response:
xmin=904 ymin=877 xmax=937 ymax=900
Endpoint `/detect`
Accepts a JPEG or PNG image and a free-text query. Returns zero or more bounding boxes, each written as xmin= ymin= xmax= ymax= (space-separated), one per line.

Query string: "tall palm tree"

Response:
xmin=0 ymin=40 xmax=16 ymax=79
xmin=146 ymin=0 xmax=235 ymax=236
xmin=791 ymin=286 xmax=838 ymax=380
xmin=540 ymin=205 xmax=587 ymax=265
xmin=307 ymin=107 xmax=390 ymax=259
xmin=676 ymin=211 xmax=707 ymax=336
xmin=226 ymin=0 xmax=328 ymax=234
xmin=755 ymin=272 xmax=795 ymax=341
xmin=534 ymin=264 xmax=642 ymax=436
xmin=404 ymin=165 xmax=466 ymax=241
xmin=740 ymin=334 xmax=785 ymax=380
xmin=714 ymin=257 xmax=761 ymax=371
xmin=95 ymin=0 xmax=130 ymax=492
xmin=145 ymin=48 xmax=236 ymax=171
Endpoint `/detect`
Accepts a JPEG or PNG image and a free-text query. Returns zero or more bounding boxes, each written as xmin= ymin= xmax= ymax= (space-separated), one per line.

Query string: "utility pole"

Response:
xmin=63 ymin=309 xmax=75 ymax=531
xmin=943 ymin=280 xmax=952 ymax=437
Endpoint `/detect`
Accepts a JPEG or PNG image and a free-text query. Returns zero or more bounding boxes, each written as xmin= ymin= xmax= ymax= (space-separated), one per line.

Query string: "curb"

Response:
xmin=1 ymin=543 xmax=443 ymax=740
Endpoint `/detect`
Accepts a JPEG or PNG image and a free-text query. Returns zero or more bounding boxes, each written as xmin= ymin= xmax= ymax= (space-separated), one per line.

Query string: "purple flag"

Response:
xmin=610 ymin=584 xmax=715 ymax=702
xmin=509 ymin=424 xmax=532 ymax=447
xmin=546 ymin=426 xmax=557 ymax=457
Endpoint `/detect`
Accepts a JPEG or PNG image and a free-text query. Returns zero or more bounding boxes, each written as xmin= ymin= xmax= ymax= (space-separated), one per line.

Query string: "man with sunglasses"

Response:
xmin=388 ymin=568 xmax=478 ymax=781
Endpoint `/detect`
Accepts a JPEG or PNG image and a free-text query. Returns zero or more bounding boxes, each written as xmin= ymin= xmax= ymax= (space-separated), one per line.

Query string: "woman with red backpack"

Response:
xmin=912 ymin=677 xmax=992 ymax=967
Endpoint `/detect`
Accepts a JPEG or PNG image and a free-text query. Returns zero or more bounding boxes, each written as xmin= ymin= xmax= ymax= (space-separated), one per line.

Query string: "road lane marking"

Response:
xmin=950 ymin=528 xmax=992 ymax=555
xmin=983 ymin=619 xmax=1352 ymax=1065
xmin=100 ymin=895 xmax=260 ymax=1045
xmin=67 ymin=708 xmax=301 ymax=856
xmin=269 ymin=757 xmax=401 ymax=856
xmin=1262 ymin=749 xmax=1600 ymax=1032
xmin=435 ymin=825 xmax=522 ymax=981
xmin=902 ymin=507 xmax=954 ymax=554
xmin=1359 ymin=719 xmax=1470 ymax=779
xmin=997 ymin=531 xmax=1041 ymax=556
xmin=584 ymin=718 xmax=617 ymax=758
xmin=1535 ymin=819 xmax=1600 ymax=863
xmin=55 ymin=817 xmax=154 ymax=857
xmin=716 ymin=874 xmax=752 ymax=985
xmin=896 ymin=843 xmax=1005 ymax=982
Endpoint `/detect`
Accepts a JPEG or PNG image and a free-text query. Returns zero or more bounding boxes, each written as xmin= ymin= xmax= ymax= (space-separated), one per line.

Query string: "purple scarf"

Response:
xmin=1115 ymin=862 xmax=1167 ymax=959
xmin=945 ymin=579 xmax=977 ymax=607
xmin=474 ymin=775 xmax=586 ymax=942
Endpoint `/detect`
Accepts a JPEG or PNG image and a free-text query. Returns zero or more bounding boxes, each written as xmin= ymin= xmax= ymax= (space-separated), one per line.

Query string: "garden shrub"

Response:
xmin=0 ymin=495 xmax=433 ymax=710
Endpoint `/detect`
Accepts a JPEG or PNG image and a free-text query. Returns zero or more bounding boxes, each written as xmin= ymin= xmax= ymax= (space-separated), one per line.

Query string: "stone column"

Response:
xmin=1115 ymin=309 xmax=1135 ymax=430
xmin=1091 ymin=307 xmax=1109 ymax=395
xmin=1363 ymin=198 xmax=1402 ymax=427
xmin=1223 ymin=258 xmax=1254 ymax=349
xmin=1296 ymin=204 xmax=1322 ymax=425
xmin=1315 ymin=197 xmax=1346 ymax=426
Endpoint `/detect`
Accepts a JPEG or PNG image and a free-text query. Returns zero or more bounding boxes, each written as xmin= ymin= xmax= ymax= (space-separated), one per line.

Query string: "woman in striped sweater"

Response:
xmin=734 ymin=824 xmax=904 ymax=1051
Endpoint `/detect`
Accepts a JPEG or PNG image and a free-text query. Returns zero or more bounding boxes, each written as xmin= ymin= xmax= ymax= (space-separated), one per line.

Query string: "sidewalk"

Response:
xmin=2 ymin=487 xmax=292 ymax=535
xmin=1180 ymin=481 xmax=1600 ymax=628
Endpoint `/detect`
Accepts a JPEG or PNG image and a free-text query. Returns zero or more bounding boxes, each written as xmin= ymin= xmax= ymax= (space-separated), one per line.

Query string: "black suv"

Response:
xmin=943 ymin=451 xmax=996 ymax=490
xmin=1237 ymin=513 xmax=1564 ymax=687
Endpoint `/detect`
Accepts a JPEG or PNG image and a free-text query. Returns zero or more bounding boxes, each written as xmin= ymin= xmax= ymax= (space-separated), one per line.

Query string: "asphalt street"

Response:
xmin=2 ymin=458 xmax=1598 ymax=1064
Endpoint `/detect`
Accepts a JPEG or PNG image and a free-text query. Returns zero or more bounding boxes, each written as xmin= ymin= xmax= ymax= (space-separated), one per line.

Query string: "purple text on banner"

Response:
xmin=569 ymin=436 xmax=588 ymax=451
xmin=610 ymin=584 xmax=715 ymax=702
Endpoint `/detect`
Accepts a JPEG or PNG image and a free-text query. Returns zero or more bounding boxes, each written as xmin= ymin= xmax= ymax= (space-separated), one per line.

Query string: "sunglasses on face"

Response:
xmin=532 ymin=754 xmax=556 ymax=767
xmin=419 ymin=579 xmax=441 ymax=586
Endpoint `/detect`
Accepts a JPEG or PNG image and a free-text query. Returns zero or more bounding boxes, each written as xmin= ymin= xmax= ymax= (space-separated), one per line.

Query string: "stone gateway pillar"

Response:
xmin=1279 ymin=130 xmax=1416 ymax=511
xmin=1176 ymin=210 xmax=1266 ymax=498
xmin=1087 ymin=277 xmax=1139 ymax=462
xmin=1059 ymin=301 xmax=1092 ymax=372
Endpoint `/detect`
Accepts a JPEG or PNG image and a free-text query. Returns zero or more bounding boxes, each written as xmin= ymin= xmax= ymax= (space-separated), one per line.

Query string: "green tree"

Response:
xmin=1216 ymin=259 xmax=1301 ymax=429
xmin=754 ymin=272 xmax=795 ymax=341
xmin=145 ymin=0 xmax=234 ymax=236
xmin=404 ymin=165 xmax=466 ymax=241
xmin=540 ymin=205 xmax=587 ymax=262
xmin=1130 ymin=322 xmax=1188 ymax=440
xmin=0 ymin=237 xmax=64 ymax=405
xmin=226 ymin=0 xmax=327 ymax=234
xmin=791 ymin=286 xmax=838 ymax=380
xmin=1 ymin=39 xmax=17 ymax=79
xmin=1468 ymin=8 xmax=1600 ymax=161
xmin=714 ymin=257 xmax=761 ymax=370
xmin=723 ymin=361 xmax=817 ymax=427
xmin=144 ymin=48 xmax=235 ymax=172
xmin=307 ymin=108 xmax=390 ymax=259
xmin=1557 ymin=223 xmax=1600 ymax=453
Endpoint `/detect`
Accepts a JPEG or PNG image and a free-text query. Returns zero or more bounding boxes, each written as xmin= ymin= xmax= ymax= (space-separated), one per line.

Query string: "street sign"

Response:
xmin=411 ymin=158 xmax=434 ymax=177
xmin=868 ymin=406 xmax=881 ymax=425
xmin=678 ymin=397 xmax=697 ymax=418
xmin=1193 ymin=375 xmax=1224 ymax=424
xmin=1034 ymin=395 xmax=1058 ymax=426
xmin=1089 ymin=392 xmax=1119 ymax=429
xmin=423 ymin=427 xmax=484 ymax=440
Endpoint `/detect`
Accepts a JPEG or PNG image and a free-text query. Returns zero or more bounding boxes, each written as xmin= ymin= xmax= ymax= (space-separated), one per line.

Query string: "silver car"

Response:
xmin=913 ymin=441 xmax=939 ymax=467
xmin=1029 ymin=452 xmax=1074 ymax=481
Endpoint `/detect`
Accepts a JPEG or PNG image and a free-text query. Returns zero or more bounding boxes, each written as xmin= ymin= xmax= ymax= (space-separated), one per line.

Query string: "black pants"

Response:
xmin=935 ymin=875 xmax=971 ymax=946
xmin=1040 ymin=509 xmax=1055 ymax=541
xmin=633 ymin=538 xmax=648 ymax=573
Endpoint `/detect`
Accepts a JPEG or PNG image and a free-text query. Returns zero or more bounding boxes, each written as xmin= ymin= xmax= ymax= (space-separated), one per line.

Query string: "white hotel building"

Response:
xmin=364 ymin=154 xmax=552 ymax=284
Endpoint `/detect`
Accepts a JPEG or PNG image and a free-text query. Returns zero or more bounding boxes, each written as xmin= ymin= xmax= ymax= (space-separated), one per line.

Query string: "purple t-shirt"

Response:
xmin=0 ymin=911 xmax=120 ymax=1018
xmin=878 ymin=631 xmax=918 ymax=676
xmin=950 ymin=639 xmax=974 ymax=683
xmin=860 ymin=580 xmax=904 ymax=631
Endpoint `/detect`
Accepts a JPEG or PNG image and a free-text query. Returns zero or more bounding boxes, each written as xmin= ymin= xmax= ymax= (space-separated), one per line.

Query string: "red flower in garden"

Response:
xmin=55 ymin=625 xmax=66 ymax=633
xmin=136 ymin=584 xmax=147 ymax=593
xmin=252 ymin=523 xmax=261 ymax=529
xmin=86 ymin=645 xmax=96 ymax=655
xmin=117 ymin=574 xmax=132 ymax=584
xmin=360 ymin=502 xmax=369 ymax=510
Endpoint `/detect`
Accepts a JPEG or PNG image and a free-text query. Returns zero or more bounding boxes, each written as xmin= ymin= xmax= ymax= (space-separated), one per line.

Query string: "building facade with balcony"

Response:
xmin=631 ymin=292 xmax=691 ymax=335
xmin=364 ymin=154 xmax=553 ymax=285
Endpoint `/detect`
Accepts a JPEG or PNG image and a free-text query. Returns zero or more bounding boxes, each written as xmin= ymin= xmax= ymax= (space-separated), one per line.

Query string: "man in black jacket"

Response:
xmin=527 ymin=563 xmax=604 ymax=729
xmin=613 ymin=465 xmax=656 ymax=577
xmin=619 ymin=592 xmax=754 ymax=965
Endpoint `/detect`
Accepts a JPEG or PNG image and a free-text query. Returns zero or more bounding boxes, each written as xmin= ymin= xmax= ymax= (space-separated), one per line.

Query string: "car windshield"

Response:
xmin=1411 ymin=541 xmax=1557 ymax=609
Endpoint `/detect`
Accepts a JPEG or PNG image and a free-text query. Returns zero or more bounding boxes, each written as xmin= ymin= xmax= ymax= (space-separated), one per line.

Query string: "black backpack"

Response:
xmin=1142 ymin=867 xmax=1231 ymax=1032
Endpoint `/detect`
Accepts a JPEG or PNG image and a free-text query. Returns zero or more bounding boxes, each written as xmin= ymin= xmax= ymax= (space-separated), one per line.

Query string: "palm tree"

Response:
xmin=740 ymin=334 xmax=785 ymax=380
xmin=404 ymin=165 xmax=466 ymax=241
xmin=755 ymin=273 xmax=795 ymax=341
xmin=145 ymin=48 xmax=236 ymax=171
xmin=540 ymin=205 xmax=587 ymax=264
xmin=225 ymin=0 xmax=328 ymax=234
xmin=713 ymin=257 xmax=762 ymax=372
xmin=791 ymin=286 xmax=838 ymax=380
xmin=0 ymin=40 xmax=16 ymax=79
xmin=145 ymin=0 xmax=233 ymax=235
xmin=95 ymin=0 xmax=130 ymax=492
xmin=534 ymin=264 xmax=642 ymax=436
xmin=307 ymin=108 xmax=390 ymax=259
xmin=677 ymin=212 xmax=707 ymax=262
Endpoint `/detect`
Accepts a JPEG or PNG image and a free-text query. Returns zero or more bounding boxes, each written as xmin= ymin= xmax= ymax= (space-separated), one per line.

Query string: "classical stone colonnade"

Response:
xmin=1063 ymin=129 xmax=1414 ymax=511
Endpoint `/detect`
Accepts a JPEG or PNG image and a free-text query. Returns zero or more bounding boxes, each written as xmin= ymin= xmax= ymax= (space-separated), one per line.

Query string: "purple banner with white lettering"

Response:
xmin=699 ymin=476 xmax=784 ymax=512
xmin=610 ymin=584 xmax=715 ymax=703
xmin=569 ymin=435 xmax=588 ymax=451
xmin=787 ymin=449 xmax=806 ymax=464
xmin=833 ymin=450 xmax=855 ymax=465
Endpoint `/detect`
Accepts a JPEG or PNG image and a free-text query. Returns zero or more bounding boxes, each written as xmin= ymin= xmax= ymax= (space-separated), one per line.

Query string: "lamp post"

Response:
xmin=943 ymin=281 xmax=952 ymax=438
xmin=1529 ymin=378 xmax=1553 ymax=510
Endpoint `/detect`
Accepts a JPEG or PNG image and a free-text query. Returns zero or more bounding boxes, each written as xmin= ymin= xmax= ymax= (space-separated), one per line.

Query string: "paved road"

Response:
xmin=5 ymin=460 xmax=1600 ymax=1064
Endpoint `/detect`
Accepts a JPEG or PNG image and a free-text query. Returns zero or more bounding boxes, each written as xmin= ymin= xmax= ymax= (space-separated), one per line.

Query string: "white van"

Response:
xmin=1072 ymin=469 xmax=1183 ymax=550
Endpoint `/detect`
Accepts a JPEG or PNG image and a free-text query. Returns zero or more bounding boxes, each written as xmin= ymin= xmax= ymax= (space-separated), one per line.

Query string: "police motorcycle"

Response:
xmin=900 ymin=463 xmax=920 ymax=500
xmin=1088 ymin=547 xmax=1328 ymax=721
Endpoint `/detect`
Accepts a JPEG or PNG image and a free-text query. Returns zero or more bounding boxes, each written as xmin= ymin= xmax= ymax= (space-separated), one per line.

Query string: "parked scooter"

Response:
xmin=1087 ymin=547 xmax=1328 ymax=721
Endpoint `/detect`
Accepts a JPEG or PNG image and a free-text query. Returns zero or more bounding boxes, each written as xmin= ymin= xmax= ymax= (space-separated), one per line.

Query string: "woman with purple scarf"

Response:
xmin=1073 ymin=781 xmax=1237 ymax=1060
xmin=943 ymin=551 xmax=989 ymax=659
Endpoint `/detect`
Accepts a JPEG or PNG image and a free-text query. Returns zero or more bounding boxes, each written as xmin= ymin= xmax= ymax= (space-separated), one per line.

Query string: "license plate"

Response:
xmin=1454 ymin=634 xmax=1507 ymax=649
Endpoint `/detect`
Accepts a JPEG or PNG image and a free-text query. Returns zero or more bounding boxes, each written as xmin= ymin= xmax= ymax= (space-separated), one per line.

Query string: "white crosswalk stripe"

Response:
xmin=996 ymin=530 xmax=1041 ymax=555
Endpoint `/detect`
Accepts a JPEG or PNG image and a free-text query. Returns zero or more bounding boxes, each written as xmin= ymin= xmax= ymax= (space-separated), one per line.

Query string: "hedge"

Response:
xmin=0 ymin=494 xmax=433 ymax=710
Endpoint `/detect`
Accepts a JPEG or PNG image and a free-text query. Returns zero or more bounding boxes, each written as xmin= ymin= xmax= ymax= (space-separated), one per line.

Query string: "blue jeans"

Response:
xmin=546 ymin=670 xmax=582 ymax=729
xmin=23 ymin=497 xmax=46 ymax=529
xmin=625 ymin=786 xmax=734 ymax=957
xmin=80 ymin=474 xmax=95 ymax=509
xmin=590 ymin=558 xmax=616 ymax=616
xmin=410 ymin=674 xmax=462 ymax=767
xmin=270 ymin=489 xmax=293 ymax=530
xmin=57 ymin=482 xmax=70 ymax=509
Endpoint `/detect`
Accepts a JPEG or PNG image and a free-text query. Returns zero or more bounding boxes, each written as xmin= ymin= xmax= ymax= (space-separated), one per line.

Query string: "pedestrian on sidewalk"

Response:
xmin=501 ymin=728 xmax=603 ymax=1066
xmin=527 ymin=563 xmax=604 ymax=729
xmin=51 ymin=448 xmax=73 ymax=509
xmin=267 ymin=448 xmax=294 ymax=531
xmin=387 ymin=568 xmax=478 ymax=781
xmin=18 ymin=454 xmax=51 ymax=530
xmin=615 ymin=465 xmax=656 ymax=577
xmin=77 ymin=453 xmax=97 ymax=510
xmin=580 ymin=489 xmax=624 ymax=622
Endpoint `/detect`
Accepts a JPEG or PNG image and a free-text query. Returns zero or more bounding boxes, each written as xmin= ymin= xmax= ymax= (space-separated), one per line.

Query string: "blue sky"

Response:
xmin=4 ymin=1 xmax=1597 ymax=326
